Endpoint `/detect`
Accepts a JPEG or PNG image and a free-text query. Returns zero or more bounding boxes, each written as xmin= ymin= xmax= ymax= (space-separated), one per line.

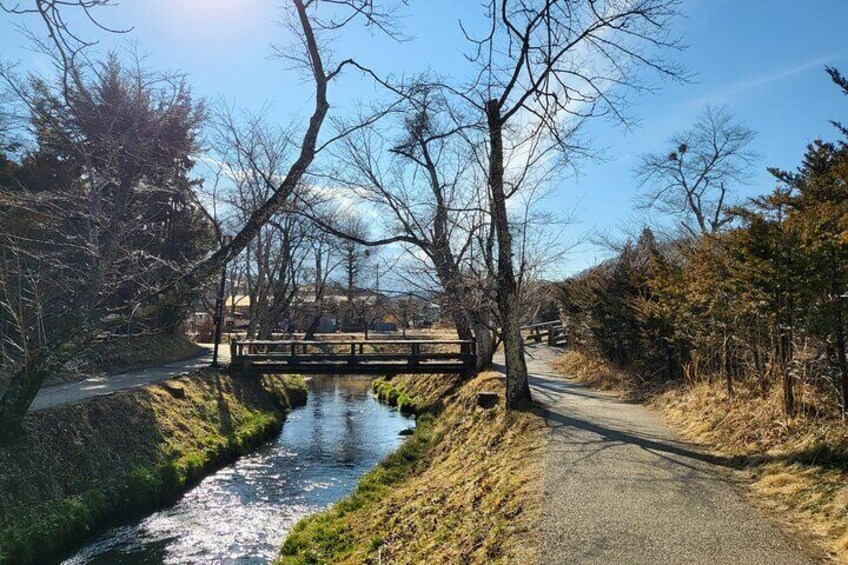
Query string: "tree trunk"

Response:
xmin=722 ymin=331 xmax=733 ymax=396
xmin=0 ymin=328 xmax=92 ymax=442
xmin=835 ymin=304 xmax=848 ymax=419
xmin=486 ymin=99 xmax=531 ymax=409
xmin=0 ymin=354 xmax=53 ymax=442
xmin=420 ymin=137 xmax=476 ymax=345
xmin=661 ymin=339 xmax=676 ymax=380
xmin=430 ymin=246 xmax=473 ymax=342
xmin=345 ymin=250 xmax=356 ymax=330
xmin=453 ymin=312 xmax=473 ymax=342
xmin=472 ymin=312 xmax=495 ymax=371
xmin=779 ymin=320 xmax=795 ymax=416
xmin=305 ymin=250 xmax=326 ymax=340
xmin=752 ymin=340 xmax=767 ymax=396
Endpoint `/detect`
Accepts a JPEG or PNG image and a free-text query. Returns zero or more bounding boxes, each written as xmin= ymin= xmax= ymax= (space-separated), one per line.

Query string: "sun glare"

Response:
xmin=151 ymin=0 xmax=269 ymax=42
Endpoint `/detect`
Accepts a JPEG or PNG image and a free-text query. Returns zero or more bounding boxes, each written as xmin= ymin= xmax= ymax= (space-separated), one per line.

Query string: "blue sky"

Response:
xmin=2 ymin=0 xmax=847 ymax=275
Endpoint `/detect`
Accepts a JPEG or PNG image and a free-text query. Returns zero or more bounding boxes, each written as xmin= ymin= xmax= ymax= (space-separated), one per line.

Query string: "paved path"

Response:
xmin=30 ymin=344 xmax=228 ymax=412
xmin=522 ymin=346 xmax=818 ymax=565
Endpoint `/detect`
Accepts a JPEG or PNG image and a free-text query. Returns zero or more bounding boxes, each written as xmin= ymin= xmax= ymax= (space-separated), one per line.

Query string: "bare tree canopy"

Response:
xmin=0 ymin=0 xmax=407 ymax=440
xmin=637 ymin=105 xmax=758 ymax=236
xmin=0 ymin=0 xmax=687 ymax=432
xmin=455 ymin=0 xmax=687 ymax=408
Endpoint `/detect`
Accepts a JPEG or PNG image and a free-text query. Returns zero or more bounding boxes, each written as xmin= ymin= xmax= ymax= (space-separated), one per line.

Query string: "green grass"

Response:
xmin=371 ymin=378 xmax=417 ymax=415
xmin=276 ymin=414 xmax=435 ymax=564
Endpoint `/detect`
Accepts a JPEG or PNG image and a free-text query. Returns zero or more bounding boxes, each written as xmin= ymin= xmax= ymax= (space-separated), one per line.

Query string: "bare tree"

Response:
xmin=211 ymin=109 xmax=321 ymax=339
xmin=301 ymin=225 xmax=345 ymax=339
xmin=456 ymin=0 xmax=685 ymax=408
xmin=320 ymin=85 xmax=498 ymax=355
xmin=637 ymin=105 xmax=757 ymax=236
xmin=333 ymin=212 xmax=377 ymax=331
xmin=0 ymin=0 xmax=406 ymax=441
xmin=1 ymin=0 xmax=132 ymax=93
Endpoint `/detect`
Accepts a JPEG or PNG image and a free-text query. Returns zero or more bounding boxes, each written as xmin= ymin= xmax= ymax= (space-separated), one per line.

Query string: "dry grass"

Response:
xmin=552 ymin=349 xmax=848 ymax=563
xmin=278 ymin=370 xmax=547 ymax=564
xmin=550 ymin=351 xmax=641 ymax=396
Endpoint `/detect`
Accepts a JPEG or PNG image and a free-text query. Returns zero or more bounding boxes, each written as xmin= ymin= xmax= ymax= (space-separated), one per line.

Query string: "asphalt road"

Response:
xmin=30 ymin=344 xmax=228 ymax=412
xmin=523 ymin=346 xmax=819 ymax=565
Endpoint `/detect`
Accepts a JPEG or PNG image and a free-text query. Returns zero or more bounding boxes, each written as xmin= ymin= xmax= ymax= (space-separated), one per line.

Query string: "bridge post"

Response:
xmin=410 ymin=342 xmax=420 ymax=366
xmin=548 ymin=324 xmax=557 ymax=346
xmin=349 ymin=343 xmax=358 ymax=366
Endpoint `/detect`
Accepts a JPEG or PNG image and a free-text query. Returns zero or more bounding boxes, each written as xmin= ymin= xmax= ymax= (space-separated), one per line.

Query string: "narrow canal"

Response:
xmin=63 ymin=374 xmax=413 ymax=564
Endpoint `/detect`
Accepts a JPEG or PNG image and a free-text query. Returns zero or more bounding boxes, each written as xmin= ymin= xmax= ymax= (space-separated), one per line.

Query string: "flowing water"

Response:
xmin=62 ymin=374 xmax=413 ymax=564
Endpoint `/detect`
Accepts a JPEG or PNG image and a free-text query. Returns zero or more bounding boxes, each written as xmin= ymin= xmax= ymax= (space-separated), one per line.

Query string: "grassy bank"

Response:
xmin=0 ymin=370 xmax=306 ymax=564
xmin=50 ymin=334 xmax=204 ymax=386
xmin=278 ymin=370 xmax=546 ymax=564
xmin=371 ymin=372 xmax=463 ymax=415
xmin=552 ymin=350 xmax=848 ymax=562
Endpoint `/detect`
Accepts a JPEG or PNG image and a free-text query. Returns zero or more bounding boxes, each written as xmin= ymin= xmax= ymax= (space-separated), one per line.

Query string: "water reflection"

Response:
xmin=63 ymin=375 xmax=412 ymax=565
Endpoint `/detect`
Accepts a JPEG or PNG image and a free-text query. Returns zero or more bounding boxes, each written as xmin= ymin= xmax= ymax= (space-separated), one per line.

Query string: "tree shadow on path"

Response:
xmin=538 ymin=405 xmax=739 ymax=470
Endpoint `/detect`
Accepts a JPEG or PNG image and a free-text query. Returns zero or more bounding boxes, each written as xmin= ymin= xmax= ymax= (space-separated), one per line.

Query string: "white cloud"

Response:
xmin=693 ymin=51 xmax=845 ymax=107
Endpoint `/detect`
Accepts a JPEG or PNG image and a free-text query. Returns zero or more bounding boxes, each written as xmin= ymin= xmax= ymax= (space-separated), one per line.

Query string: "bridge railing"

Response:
xmin=229 ymin=338 xmax=476 ymax=375
xmin=520 ymin=320 xmax=568 ymax=346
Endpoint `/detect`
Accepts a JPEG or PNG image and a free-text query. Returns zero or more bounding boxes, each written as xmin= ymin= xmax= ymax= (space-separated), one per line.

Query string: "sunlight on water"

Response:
xmin=63 ymin=375 xmax=413 ymax=564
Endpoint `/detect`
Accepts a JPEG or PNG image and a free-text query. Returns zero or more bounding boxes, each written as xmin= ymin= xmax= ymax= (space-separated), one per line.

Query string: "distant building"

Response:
xmin=224 ymin=294 xmax=251 ymax=329
xmin=419 ymin=302 xmax=440 ymax=327
xmin=193 ymin=277 xmax=446 ymax=335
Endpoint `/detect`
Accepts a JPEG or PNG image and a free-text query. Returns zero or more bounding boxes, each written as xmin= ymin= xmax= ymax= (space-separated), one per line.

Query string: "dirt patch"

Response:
xmin=278 ymin=370 xmax=546 ymax=564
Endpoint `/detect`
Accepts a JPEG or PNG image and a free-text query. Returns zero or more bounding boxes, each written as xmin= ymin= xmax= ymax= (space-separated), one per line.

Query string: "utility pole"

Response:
xmin=211 ymin=235 xmax=233 ymax=368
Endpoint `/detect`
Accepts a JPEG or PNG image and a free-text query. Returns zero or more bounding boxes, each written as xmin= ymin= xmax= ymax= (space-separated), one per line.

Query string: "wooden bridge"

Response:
xmin=228 ymin=320 xmax=565 ymax=376
xmin=521 ymin=320 xmax=568 ymax=346
xmin=229 ymin=338 xmax=476 ymax=375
